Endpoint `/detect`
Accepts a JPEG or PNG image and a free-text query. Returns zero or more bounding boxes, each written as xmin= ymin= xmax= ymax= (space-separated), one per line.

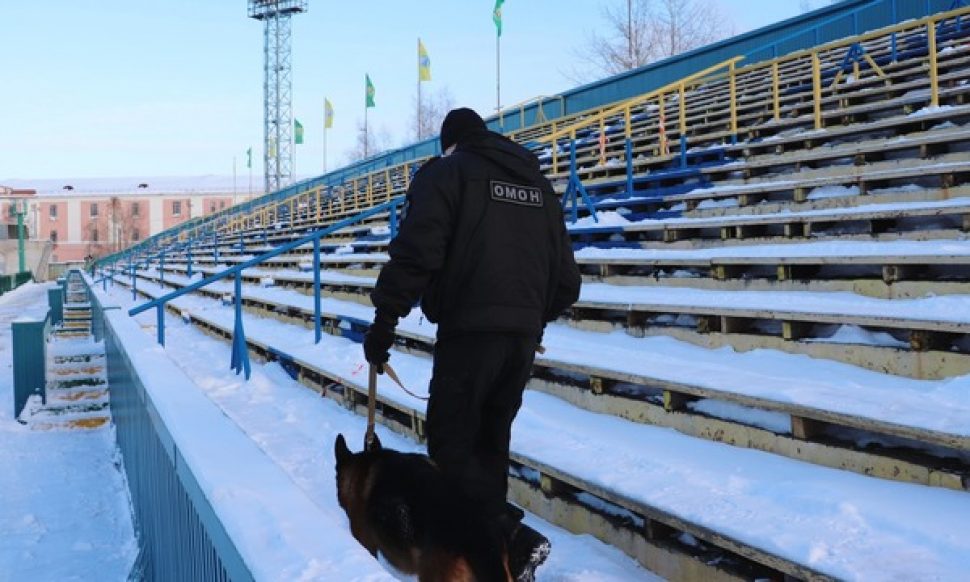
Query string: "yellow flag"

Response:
xmin=324 ymin=98 xmax=334 ymax=129
xmin=418 ymin=39 xmax=431 ymax=82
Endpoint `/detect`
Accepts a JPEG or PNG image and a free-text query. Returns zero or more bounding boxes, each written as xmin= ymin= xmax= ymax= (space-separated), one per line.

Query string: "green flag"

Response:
xmin=365 ymin=74 xmax=376 ymax=108
xmin=246 ymin=147 xmax=252 ymax=169
xmin=294 ymin=119 xmax=304 ymax=144
xmin=493 ymin=0 xmax=504 ymax=37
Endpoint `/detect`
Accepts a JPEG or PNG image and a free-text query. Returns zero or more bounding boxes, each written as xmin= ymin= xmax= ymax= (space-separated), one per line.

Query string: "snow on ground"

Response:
xmin=567 ymin=195 xmax=970 ymax=232
xmin=103 ymin=277 xmax=970 ymax=581
xmin=97 ymin=282 xmax=653 ymax=581
xmin=122 ymin=273 xmax=970 ymax=440
xmin=579 ymin=282 xmax=970 ymax=328
xmin=573 ymin=238 xmax=970 ymax=261
xmin=149 ymin=264 xmax=970 ymax=332
xmin=0 ymin=282 xmax=137 ymax=581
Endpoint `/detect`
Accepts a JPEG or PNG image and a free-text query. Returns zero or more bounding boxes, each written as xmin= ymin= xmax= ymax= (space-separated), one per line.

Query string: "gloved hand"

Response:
xmin=363 ymin=317 xmax=396 ymax=372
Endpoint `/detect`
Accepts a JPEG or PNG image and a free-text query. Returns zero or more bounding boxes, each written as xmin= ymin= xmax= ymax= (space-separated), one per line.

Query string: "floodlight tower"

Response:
xmin=248 ymin=0 xmax=307 ymax=194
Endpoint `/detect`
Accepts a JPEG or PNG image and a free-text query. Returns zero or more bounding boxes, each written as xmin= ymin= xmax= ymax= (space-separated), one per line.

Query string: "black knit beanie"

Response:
xmin=440 ymin=108 xmax=486 ymax=152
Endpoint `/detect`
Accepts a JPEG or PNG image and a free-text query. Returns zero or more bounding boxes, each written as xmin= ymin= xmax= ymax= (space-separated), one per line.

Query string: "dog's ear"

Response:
xmin=364 ymin=432 xmax=382 ymax=452
xmin=335 ymin=433 xmax=352 ymax=466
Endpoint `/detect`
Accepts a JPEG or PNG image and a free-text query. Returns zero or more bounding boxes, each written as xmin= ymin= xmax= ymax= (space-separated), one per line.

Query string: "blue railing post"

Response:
xmin=48 ymin=288 xmax=63 ymax=326
xmin=625 ymin=138 xmax=634 ymax=196
xmin=159 ymin=252 xmax=165 ymax=287
xmin=237 ymin=231 xmax=244 ymax=252
xmin=157 ymin=304 xmax=165 ymax=346
xmin=680 ymin=135 xmax=688 ymax=168
xmin=102 ymin=268 xmax=108 ymax=292
xmin=213 ymin=232 xmax=220 ymax=264
xmin=130 ymin=262 xmax=137 ymax=302
xmin=313 ymin=238 xmax=322 ymax=344
xmin=562 ymin=139 xmax=598 ymax=224
xmin=13 ymin=314 xmax=49 ymax=418
xmin=389 ymin=201 xmax=400 ymax=239
xmin=187 ymin=244 xmax=194 ymax=279
xmin=229 ymin=271 xmax=251 ymax=379
xmin=891 ymin=0 xmax=898 ymax=61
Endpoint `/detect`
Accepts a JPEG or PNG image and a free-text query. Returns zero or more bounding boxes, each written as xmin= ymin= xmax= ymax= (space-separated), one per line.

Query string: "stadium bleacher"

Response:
xmin=93 ymin=4 xmax=970 ymax=580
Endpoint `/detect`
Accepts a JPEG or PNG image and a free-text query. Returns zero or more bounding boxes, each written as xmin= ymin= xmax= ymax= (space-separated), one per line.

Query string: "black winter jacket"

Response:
xmin=370 ymin=130 xmax=581 ymax=338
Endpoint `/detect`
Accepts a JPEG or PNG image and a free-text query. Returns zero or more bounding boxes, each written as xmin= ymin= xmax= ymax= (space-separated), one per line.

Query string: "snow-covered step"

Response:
xmin=117 ymin=274 xmax=970 ymax=492
xmin=31 ymin=285 xmax=110 ymax=431
xmin=165 ymin=238 xmax=970 ymax=299
xmin=569 ymin=196 xmax=970 ymax=245
xmin=102 ymin=275 xmax=970 ymax=581
xmin=136 ymin=263 xmax=970 ymax=380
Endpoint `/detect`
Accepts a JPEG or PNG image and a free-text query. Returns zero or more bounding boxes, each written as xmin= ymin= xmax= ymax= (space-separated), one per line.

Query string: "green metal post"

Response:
xmin=16 ymin=200 xmax=26 ymax=274
xmin=13 ymin=313 xmax=49 ymax=418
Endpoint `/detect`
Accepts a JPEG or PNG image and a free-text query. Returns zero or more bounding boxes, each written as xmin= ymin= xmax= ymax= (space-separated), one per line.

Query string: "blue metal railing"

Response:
xmin=85 ymin=279 xmax=250 ymax=581
xmin=121 ymin=198 xmax=405 ymax=379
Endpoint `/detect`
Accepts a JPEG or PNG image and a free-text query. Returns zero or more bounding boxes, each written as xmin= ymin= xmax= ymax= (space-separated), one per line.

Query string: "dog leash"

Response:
xmin=365 ymin=364 xmax=379 ymax=451
xmin=382 ymin=362 xmax=429 ymax=401
xmin=364 ymin=361 xmax=428 ymax=451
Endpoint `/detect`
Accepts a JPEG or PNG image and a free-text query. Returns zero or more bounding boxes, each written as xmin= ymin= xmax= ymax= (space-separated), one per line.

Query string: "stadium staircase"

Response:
xmin=18 ymin=272 xmax=110 ymax=430
xmin=91 ymin=5 xmax=970 ymax=580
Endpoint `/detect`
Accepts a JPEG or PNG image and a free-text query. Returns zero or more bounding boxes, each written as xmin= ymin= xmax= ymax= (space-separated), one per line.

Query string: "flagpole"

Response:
xmin=496 ymin=33 xmax=502 ymax=129
xmin=364 ymin=102 xmax=369 ymax=158
xmin=323 ymin=126 xmax=328 ymax=174
xmin=418 ymin=39 xmax=423 ymax=140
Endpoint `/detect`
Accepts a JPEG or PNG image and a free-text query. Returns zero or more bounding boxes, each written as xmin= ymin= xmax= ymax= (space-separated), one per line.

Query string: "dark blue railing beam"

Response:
xmin=129 ymin=197 xmax=402 ymax=318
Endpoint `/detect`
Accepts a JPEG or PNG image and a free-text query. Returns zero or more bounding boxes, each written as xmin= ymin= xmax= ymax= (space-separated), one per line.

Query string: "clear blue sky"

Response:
xmin=0 ymin=1 xmax=814 ymax=181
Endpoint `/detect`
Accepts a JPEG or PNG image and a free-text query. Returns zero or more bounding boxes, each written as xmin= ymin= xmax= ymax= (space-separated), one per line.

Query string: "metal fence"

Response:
xmin=90 ymin=281 xmax=252 ymax=581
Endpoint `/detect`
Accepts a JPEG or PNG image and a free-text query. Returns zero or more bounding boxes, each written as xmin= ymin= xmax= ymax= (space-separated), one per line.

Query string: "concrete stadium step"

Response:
xmin=28 ymin=316 xmax=111 ymax=431
xmin=103 ymin=277 xmax=970 ymax=581
xmin=161 ymin=238 xmax=970 ymax=299
xmin=135 ymin=264 xmax=970 ymax=380
xmin=115 ymin=274 xmax=970 ymax=492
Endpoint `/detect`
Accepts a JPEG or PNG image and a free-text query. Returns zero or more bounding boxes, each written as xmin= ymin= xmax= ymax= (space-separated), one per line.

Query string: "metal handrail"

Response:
xmin=536 ymin=57 xmax=744 ymax=146
xmin=119 ymin=197 xmax=405 ymax=379
xmin=498 ymin=94 xmax=566 ymax=131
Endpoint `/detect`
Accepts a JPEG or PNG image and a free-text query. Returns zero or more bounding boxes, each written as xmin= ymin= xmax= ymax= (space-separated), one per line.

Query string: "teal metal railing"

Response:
xmin=84 ymin=278 xmax=250 ymax=581
xmin=12 ymin=308 xmax=50 ymax=419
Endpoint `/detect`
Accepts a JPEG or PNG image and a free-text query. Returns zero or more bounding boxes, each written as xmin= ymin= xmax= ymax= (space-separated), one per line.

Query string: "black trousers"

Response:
xmin=426 ymin=332 xmax=537 ymax=521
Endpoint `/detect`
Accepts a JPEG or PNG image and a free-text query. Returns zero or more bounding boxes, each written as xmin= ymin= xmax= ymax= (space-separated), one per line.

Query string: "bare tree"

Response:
xmin=84 ymin=216 xmax=107 ymax=259
xmin=568 ymin=0 xmax=734 ymax=82
xmin=344 ymin=120 xmax=394 ymax=163
xmin=412 ymin=87 xmax=456 ymax=142
xmin=799 ymin=0 xmax=841 ymax=12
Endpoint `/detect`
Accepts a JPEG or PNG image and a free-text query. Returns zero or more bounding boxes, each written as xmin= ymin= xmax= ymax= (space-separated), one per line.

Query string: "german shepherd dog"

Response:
xmin=334 ymin=434 xmax=512 ymax=581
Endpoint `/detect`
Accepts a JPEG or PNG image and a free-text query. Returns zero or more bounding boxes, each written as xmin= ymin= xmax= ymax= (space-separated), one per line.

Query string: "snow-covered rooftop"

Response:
xmin=1 ymin=175 xmax=260 ymax=197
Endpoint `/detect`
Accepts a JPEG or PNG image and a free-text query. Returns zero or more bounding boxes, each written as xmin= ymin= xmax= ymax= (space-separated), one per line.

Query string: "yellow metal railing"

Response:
xmin=498 ymin=94 xmax=565 ymax=132
xmin=178 ymin=4 xmax=970 ymax=244
xmin=536 ymin=57 xmax=743 ymax=174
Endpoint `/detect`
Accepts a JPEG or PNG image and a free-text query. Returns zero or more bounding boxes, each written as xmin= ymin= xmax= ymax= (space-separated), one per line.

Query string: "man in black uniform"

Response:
xmin=363 ymin=107 xmax=581 ymax=580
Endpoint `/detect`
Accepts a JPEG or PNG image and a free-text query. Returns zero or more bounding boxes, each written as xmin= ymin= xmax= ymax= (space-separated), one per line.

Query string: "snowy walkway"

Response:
xmin=0 ymin=282 xmax=136 ymax=581
xmin=110 ymin=276 xmax=970 ymax=580
xmin=97 ymin=282 xmax=654 ymax=581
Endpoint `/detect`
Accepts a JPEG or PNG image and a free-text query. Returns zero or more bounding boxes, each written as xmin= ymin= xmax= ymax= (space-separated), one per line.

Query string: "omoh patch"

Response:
xmin=490 ymin=180 xmax=543 ymax=207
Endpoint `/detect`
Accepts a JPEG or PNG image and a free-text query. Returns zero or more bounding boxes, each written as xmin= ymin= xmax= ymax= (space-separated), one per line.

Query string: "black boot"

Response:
xmin=499 ymin=504 xmax=550 ymax=582
xmin=508 ymin=523 xmax=551 ymax=582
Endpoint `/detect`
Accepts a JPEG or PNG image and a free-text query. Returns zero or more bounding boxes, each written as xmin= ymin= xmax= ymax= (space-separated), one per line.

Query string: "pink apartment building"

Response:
xmin=0 ymin=177 xmax=255 ymax=264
